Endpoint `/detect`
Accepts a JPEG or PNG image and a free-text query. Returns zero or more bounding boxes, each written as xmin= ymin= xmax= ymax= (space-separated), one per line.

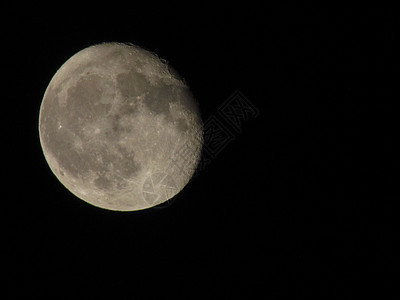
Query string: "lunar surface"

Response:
xmin=39 ymin=42 xmax=203 ymax=211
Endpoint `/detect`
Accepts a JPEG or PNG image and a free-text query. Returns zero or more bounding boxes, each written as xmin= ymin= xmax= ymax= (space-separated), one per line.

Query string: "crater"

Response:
xmin=177 ymin=87 xmax=198 ymax=112
xmin=168 ymin=64 xmax=182 ymax=80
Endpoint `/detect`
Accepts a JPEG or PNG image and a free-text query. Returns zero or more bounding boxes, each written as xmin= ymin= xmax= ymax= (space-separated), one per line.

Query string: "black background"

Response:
xmin=4 ymin=3 xmax=399 ymax=298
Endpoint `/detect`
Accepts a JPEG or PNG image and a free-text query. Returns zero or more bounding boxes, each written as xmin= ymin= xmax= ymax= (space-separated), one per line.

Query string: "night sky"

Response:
xmin=5 ymin=3 xmax=398 ymax=298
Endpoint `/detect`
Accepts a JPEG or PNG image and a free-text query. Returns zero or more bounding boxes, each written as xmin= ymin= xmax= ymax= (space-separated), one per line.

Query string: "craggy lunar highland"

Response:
xmin=39 ymin=42 xmax=203 ymax=211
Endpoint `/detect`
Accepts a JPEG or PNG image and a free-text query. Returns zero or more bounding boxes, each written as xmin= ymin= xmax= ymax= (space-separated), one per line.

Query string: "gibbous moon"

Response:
xmin=39 ymin=42 xmax=203 ymax=211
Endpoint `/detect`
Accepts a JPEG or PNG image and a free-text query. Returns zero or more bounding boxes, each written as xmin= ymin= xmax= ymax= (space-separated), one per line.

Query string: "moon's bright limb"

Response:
xmin=39 ymin=42 xmax=203 ymax=211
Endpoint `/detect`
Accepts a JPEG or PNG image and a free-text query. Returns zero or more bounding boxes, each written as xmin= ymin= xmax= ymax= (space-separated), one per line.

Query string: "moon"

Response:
xmin=39 ymin=42 xmax=203 ymax=211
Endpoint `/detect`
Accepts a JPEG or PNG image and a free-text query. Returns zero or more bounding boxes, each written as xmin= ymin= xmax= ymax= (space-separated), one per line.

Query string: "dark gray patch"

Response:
xmin=115 ymin=180 xmax=129 ymax=191
xmin=69 ymin=60 xmax=97 ymax=81
xmin=175 ymin=118 xmax=188 ymax=132
xmin=119 ymin=102 xmax=137 ymax=115
xmin=116 ymin=70 xmax=148 ymax=98
xmin=143 ymin=85 xmax=177 ymax=118
xmin=103 ymin=126 xmax=119 ymax=141
xmin=113 ymin=114 xmax=132 ymax=133
xmin=114 ymin=148 xmax=141 ymax=178
xmin=94 ymin=175 xmax=112 ymax=190
xmin=105 ymin=106 xmax=137 ymax=140
xmin=65 ymin=74 xmax=112 ymax=124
